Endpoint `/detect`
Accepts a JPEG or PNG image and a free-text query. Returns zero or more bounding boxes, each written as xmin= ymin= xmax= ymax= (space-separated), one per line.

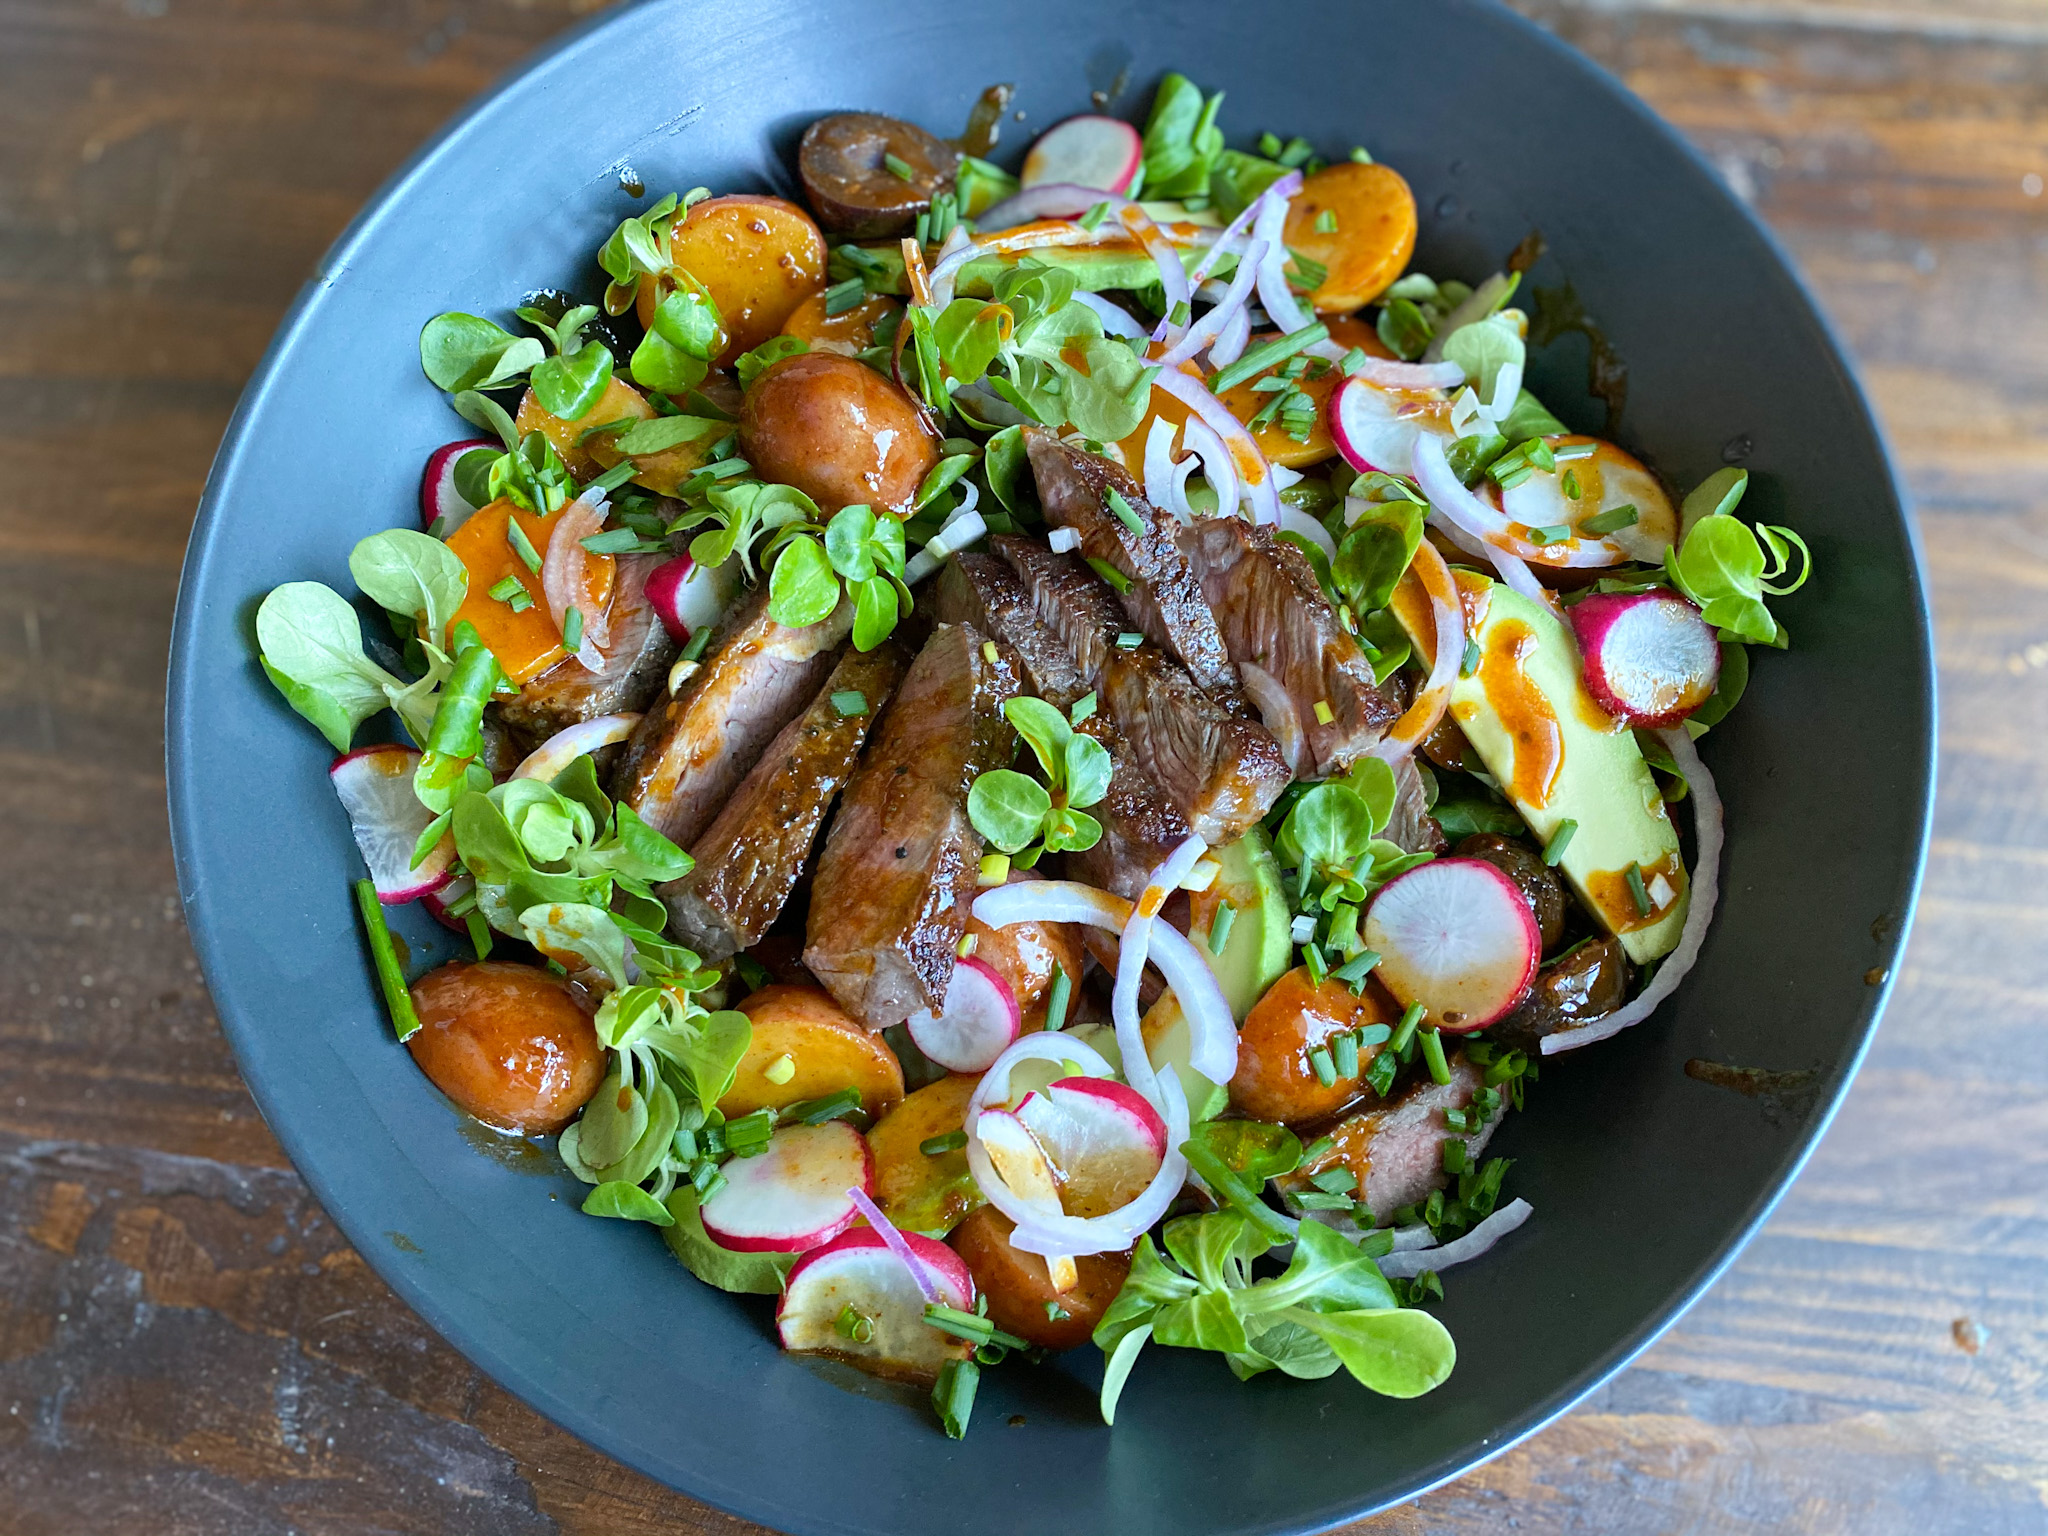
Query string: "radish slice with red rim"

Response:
xmin=643 ymin=553 xmax=738 ymax=645
xmin=421 ymin=874 xmax=473 ymax=934
xmin=775 ymin=1227 xmax=974 ymax=1383
xmin=1331 ymin=374 xmax=1454 ymax=479
xmin=904 ymin=955 xmax=1020 ymax=1073
xmin=330 ymin=744 xmax=455 ymax=903
xmin=1014 ymin=1077 xmax=1167 ymax=1218
xmin=419 ymin=438 xmax=496 ymax=536
xmin=698 ymin=1121 xmax=872 ymax=1254
xmin=1569 ymin=590 xmax=1720 ymax=729
xmin=1363 ymin=856 xmax=1540 ymax=1032
xmin=1021 ymin=115 xmax=1144 ymax=195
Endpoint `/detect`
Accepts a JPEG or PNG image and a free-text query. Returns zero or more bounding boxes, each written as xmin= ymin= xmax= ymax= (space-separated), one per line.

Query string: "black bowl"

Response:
xmin=166 ymin=1 xmax=1934 ymax=1531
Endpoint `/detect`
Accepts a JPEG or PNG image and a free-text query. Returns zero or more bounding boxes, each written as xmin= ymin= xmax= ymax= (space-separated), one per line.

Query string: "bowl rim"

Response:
xmin=166 ymin=1 xmax=1936 ymax=1528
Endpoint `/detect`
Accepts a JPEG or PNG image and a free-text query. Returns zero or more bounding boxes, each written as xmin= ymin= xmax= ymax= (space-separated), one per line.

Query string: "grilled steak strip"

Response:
xmin=1024 ymin=429 xmax=1243 ymax=701
xmin=994 ymin=535 xmax=1289 ymax=845
xmin=803 ymin=624 xmax=1020 ymax=1029
xmin=497 ymin=552 xmax=680 ymax=747
xmin=1280 ymin=1049 xmax=1502 ymax=1220
xmin=612 ymin=583 xmax=851 ymax=850
xmin=658 ymin=640 xmax=909 ymax=961
xmin=930 ymin=554 xmax=1190 ymax=897
xmin=1178 ymin=516 xmax=1400 ymax=776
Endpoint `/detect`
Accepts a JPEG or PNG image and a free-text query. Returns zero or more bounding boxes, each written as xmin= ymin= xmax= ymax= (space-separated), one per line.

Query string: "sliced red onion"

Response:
xmin=974 ymin=183 xmax=1123 ymax=233
xmin=1541 ymin=728 xmax=1722 ymax=1054
xmin=541 ymin=492 xmax=611 ymax=672
xmin=1181 ymin=417 xmax=1240 ymax=521
xmin=510 ymin=713 xmax=641 ymax=781
xmin=929 ymin=221 xmax=1111 ymax=308
xmin=904 ymin=484 xmax=985 ymax=584
xmin=1075 ymin=290 xmax=1148 ymax=339
xmin=1142 ymin=416 xmax=1191 ymax=522
xmin=1252 ymin=180 xmax=1313 ymax=337
xmin=1114 ymin=835 xmax=1211 ymax=1103
xmin=1425 ymin=509 xmax=1544 ymax=601
xmin=844 ymin=1185 xmax=944 ymax=1305
xmin=1158 ymin=236 xmax=1268 ymax=369
xmin=1170 ymin=451 xmax=1203 ymax=523
xmin=1150 ymin=366 xmax=1278 ymax=526
xmin=1188 ymin=172 xmax=1297 ymax=288
xmin=1112 ymin=203 xmax=1191 ymax=345
xmin=1412 ymin=434 xmax=1625 ymax=569
xmin=1376 ymin=1199 xmax=1533 ymax=1278
xmin=1371 ymin=538 xmax=1464 ymax=766
xmin=1209 ymin=303 xmax=1252 ymax=369
xmin=1353 ymin=358 xmax=1466 ymax=391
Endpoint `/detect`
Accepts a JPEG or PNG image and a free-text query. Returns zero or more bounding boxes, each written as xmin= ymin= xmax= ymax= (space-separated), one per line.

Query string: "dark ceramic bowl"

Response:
xmin=166 ymin=1 xmax=1934 ymax=1531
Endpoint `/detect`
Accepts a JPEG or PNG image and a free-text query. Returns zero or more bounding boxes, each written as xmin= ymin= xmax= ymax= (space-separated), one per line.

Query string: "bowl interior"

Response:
xmin=168 ymin=1 xmax=1932 ymax=1532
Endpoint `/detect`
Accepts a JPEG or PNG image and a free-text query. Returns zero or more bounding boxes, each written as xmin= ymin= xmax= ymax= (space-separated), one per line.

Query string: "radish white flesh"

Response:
xmin=421 ymin=874 xmax=473 ymax=934
xmin=419 ymin=438 xmax=496 ymax=536
xmin=510 ymin=713 xmax=642 ymax=783
xmin=698 ymin=1121 xmax=872 ymax=1254
xmin=976 ymin=1104 xmax=1078 ymax=1290
xmin=329 ymin=744 xmax=454 ymax=904
xmin=1363 ymin=857 xmax=1540 ymax=1032
xmin=1022 ymin=115 xmax=1144 ymax=195
xmin=643 ymin=553 xmax=738 ymax=645
xmin=905 ymin=955 xmax=1020 ymax=1073
xmin=1331 ymin=375 xmax=1453 ymax=478
xmin=1569 ymin=590 xmax=1720 ymax=729
xmin=1014 ymin=1077 xmax=1166 ymax=1219
xmin=776 ymin=1228 xmax=974 ymax=1385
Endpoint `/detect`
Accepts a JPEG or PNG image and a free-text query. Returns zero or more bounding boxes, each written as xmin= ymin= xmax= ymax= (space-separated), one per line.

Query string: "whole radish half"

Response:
xmin=776 ymin=1227 xmax=975 ymax=1385
xmin=1021 ymin=115 xmax=1144 ymax=194
xmin=1363 ymin=857 xmax=1540 ymax=1033
xmin=510 ymin=713 xmax=642 ymax=783
xmin=1331 ymin=375 xmax=1450 ymax=479
xmin=643 ymin=554 xmax=739 ymax=645
xmin=1013 ymin=1078 xmax=1166 ymax=1219
xmin=905 ymin=956 xmax=1020 ymax=1073
xmin=330 ymin=744 xmax=455 ymax=903
xmin=419 ymin=438 xmax=497 ymax=536
xmin=1569 ymin=590 xmax=1720 ymax=729
xmin=698 ymin=1121 xmax=872 ymax=1254
xmin=421 ymin=874 xmax=474 ymax=934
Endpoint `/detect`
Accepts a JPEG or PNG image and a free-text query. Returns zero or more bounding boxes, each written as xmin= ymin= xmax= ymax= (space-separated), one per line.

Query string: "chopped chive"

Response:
xmin=1419 ymin=1026 xmax=1452 ymax=1085
xmin=1331 ymin=950 xmax=1379 ymax=990
xmin=1044 ymin=1301 xmax=1071 ymax=1321
xmin=780 ymin=1087 xmax=864 ymax=1125
xmin=487 ymin=574 xmax=524 ymax=602
xmin=1080 ymin=200 xmax=1111 ymax=232
xmin=831 ymin=689 xmax=869 ymax=717
xmin=1542 ymin=819 xmax=1578 ymax=866
xmin=562 ymin=605 xmax=583 ymax=652
xmin=933 ymin=1357 xmax=978 ymax=1440
xmin=1553 ymin=440 xmax=1597 ymax=461
xmin=464 ymin=910 xmax=492 ymax=962
xmin=1326 ymin=903 xmax=1360 ymax=955
xmin=580 ymin=527 xmax=645 ymax=554
xmin=824 ymin=276 xmax=866 ymax=317
xmin=978 ymin=852 xmax=1010 ymax=886
xmin=1106 ymin=488 xmax=1145 ymax=536
xmin=682 ymin=626 xmax=713 ymax=661
xmin=1043 ymin=962 xmax=1071 ymax=1033
xmin=1350 ymin=146 xmax=1374 ymax=163
xmin=1207 ymin=900 xmax=1237 ymax=956
xmin=1562 ymin=468 xmax=1582 ymax=500
xmin=1302 ymin=940 xmax=1327 ymax=984
xmin=1258 ymin=131 xmax=1283 ymax=157
xmin=507 ymin=590 xmax=534 ymax=613
xmin=1293 ymin=1190 xmax=1355 ymax=1210
xmin=1314 ymin=208 xmax=1338 ymax=233
xmin=505 ymin=517 xmax=543 ymax=573
xmin=924 ymin=1303 xmax=1029 ymax=1352
xmin=1365 ymin=1048 xmax=1400 ymax=1097
xmin=1339 ymin=346 xmax=1369 ymax=377
xmin=1279 ymin=136 xmax=1315 ymax=168
xmin=693 ymin=1164 xmax=726 ymax=1202
xmin=1309 ymin=1165 xmax=1358 ymax=1195
xmin=921 ymin=1129 xmax=969 ymax=1156
xmin=1286 ymin=250 xmax=1328 ymax=290
xmin=1333 ymin=1030 xmax=1360 ymax=1079
xmin=1527 ymin=523 xmax=1571 ymax=546
xmin=1495 ymin=465 xmax=1533 ymax=490
xmin=1210 ymin=321 xmax=1331 ymax=395
xmin=883 ymin=152 xmax=917 ymax=182
xmin=354 ymin=879 xmax=421 ymax=1041
xmin=1581 ymin=504 xmax=1640 ymax=536
xmin=1312 ymin=698 xmax=1335 ymax=726
xmin=836 ymin=1304 xmax=876 ymax=1344
xmin=1114 ymin=630 xmax=1143 ymax=649
xmin=1625 ymin=861 xmax=1653 ymax=916
xmin=1357 ymin=1023 xmax=1392 ymax=1046
xmin=1309 ymin=1045 xmax=1338 ymax=1088
xmin=1301 ymin=1135 xmax=1336 ymax=1163
xmin=1391 ymin=1001 xmax=1425 ymax=1054
xmin=981 ymin=639 xmax=1000 ymax=664
xmin=588 ymin=460 xmax=637 ymax=495
xmin=1169 ymin=299 xmax=1192 ymax=329
xmin=957 ymin=931 xmax=978 ymax=958
xmin=1069 ymin=691 xmax=1097 ymax=725
xmin=1442 ymin=1140 xmax=1469 ymax=1176
xmin=1460 ymin=637 xmax=1482 ymax=676
xmin=913 ymin=210 xmax=933 ymax=245
xmin=1089 ymin=557 xmax=1135 ymax=594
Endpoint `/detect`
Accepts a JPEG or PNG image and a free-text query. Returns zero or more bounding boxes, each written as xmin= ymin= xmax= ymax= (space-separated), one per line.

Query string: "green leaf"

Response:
xmin=1042 ymin=805 xmax=1102 ymax=853
xmin=1141 ymin=73 xmax=1226 ymax=201
xmin=598 ymin=194 xmax=678 ymax=287
xmin=767 ymin=535 xmax=841 ymax=629
xmin=1097 ymin=1321 xmax=1153 ymax=1426
xmin=348 ymin=529 xmax=469 ymax=649
xmin=982 ymin=424 xmax=1033 ymax=518
xmin=824 ymin=504 xmax=880 ymax=582
xmin=518 ymin=902 xmax=632 ymax=987
xmin=1343 ymin=755 xmax=1399 ymax=836
xmin=1063 ymin=732 xmax=1113 ymax=810
xmin=1209 ymin=149 xmax=1288 ymax=222
xmin=916 ymin=453 xmax=977 ymax=511
xmin=608 ymin=414 xmax=723 ymax=457
xmin=1430 ymin=784 xmax=1525 ymax=841
xmin=1189 ymin=1119 xmax=1303 ymax=1188
xmin=582 ymin=1180 xmax=676 ymax=1226
xmin=1281 ymin=1306 xmax=1457 ymax=1398
xmin=254 ymin=582 xmax=405 ymax=751
xmin=450 ymin=389 xmax=521 ymax=450
xmin=1333 ymin=500 xmax=1424 ymax=615
xmin=967 ymin=768 xmax=1052 ymax=854
xmin=1680 ymin=466 xmax=1748 ymax=538
xmin=736 ymin=335 xmax=809 ymax=390
xmin=1153 ymin=1289 xmax=1249 ymax=1353
xmin=548 ymin=753 xmax=613 ymax=828
xmin=530 ymin=343 xmax=615 ymax=422
xmin=1496 ymin=389 xmax=1567 ymax=443
xmin=1276 ymin=781 xmax=1379 ymax=880
xmin=590 ymin=802 xmax=695 ymax=884
xmin=1003 ymin=696 xmax=1072 ymax=782
xmin=1242 ymin=1219 xmax=1397 ymax=1315
xmin=1684 ymin=641 xmax=1749 ymax=733
xmin=661 ymin=1186 xmax=797 ymax=1292
xmin=851 ymin=573 xmax=901 ymax=652
xmin=677 ymin=1009 xmax=752 ymax=1106
xmin=651 ymin=284 xmax=723 ymax=356
xmin=631 ymin=327 xmax=710 ymax=395
xmin=420 ymin=312 xmax=544 ymax=392
xmin=1440 ymin=313 xmax=1524 ymax=408
xmin=1666 ymin=514 xmax=1779 ymax=645
xmin=578 ymin=1061 xmax=650 ymax=1168
xmin=931 ymin=297 xmax=1011 ymax=388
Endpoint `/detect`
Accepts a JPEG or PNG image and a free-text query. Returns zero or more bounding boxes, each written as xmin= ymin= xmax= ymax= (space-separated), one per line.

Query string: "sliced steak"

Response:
xmin=931 ymin=553 xmax=1190 ymax=896
xmin=1178 ymin=516 xmax=1400 ymax=776
xmin=1279 ymin=1049 xmax=1501 ymax=1221
xmin=803 ymin=624 xmax=1019 ymax=1029
xmin=497 ymin=553 xmax=680 ymax=746
xmin=612 ymin=583 xmax=850 ymax=850
xmin=1024 ymin=430 xmax=1241 ymax=699
xmin=658 ymin=640 xmax=909 ymax=961
xmin=994 ymin=535 xmax=1289 ymax=845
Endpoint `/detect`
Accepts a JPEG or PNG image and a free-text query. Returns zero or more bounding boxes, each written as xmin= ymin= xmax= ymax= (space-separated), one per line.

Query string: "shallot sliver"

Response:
xmin=1157 ymin=235 xmax=1269 ymax=369
xmin=1143 ymin=416 xmax=1190 ymax=523
xmin=1251 ymin=184 xmax=1314 ymax=336
xmin=1113 ymin=834 xmax=1210 ymax=1105
xmin=1426 ymin=509 xmax=1545 ymax=601
xmin=844 ymin=1186 xmax=943 ymax=1305
xmin=1075 ymin=290 xmax=1147 ymax=339
xmin=540 ymin=492 xmax=611 ymax=672
xmin=1181 ymin=417 xmax=1240 ymax=521
xmin=1150 ymin=366 xmax=1278 ymax=525
xmin=1210 ymin=303 xmax=1252 ymax=369
xmin=1371 ymin=538 xmax=1464 ymax=765
xmin=1376 ymin=1199 xmax=1533 ymax=1278
xmin=1412 ymin=434 xmax=1624 ymax=569
xmin=1189 ymin=170 xmax=1298 ymax=288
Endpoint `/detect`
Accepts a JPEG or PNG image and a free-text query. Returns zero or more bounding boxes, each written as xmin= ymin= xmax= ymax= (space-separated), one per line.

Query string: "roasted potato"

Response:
xmin=948 ymin=1206 xmax=1131 ymax=1351
xmin=868 ymin=1073 xmax=983 ymax=1235
xmin=1281 ymin=162 xmax=1418 ymax=312
xmin=638 ymin=194 xmax=827 ymax=364
xmin=722 ymin=982 xmax=904 ymax=1119
xmin=407 ymin=961 xmax=604 ymax=1133
xmin=1228 ymin=965 xmax=1402 ymax=1125
xmin=739 ymin=351 xmax=936 ymax=513
xmin=966 ymin=908 xmax=1085 ymax=1027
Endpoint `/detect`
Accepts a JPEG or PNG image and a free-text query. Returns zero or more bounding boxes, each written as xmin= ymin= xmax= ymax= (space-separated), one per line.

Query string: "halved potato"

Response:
xmin=1228 ymin=965 xmax=1402 ymax=1126
xmin=868 ymin=1073 xmax=983 ymax=1236
xmin=948 ymin=1206 xmax=1131 ymax=1351
xmin=721 ymin=983 xmax=904 ymax=1119
xmin=1283 ymin=162 xmax=1418 ymax=312
xmin=639 ymin=194 xmax=828 ymax=364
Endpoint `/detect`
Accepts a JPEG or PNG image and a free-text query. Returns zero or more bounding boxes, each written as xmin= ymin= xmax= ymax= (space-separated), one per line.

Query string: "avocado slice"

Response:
xmin=1068 ymin=1006 xmax=1230 ymax=1124
xmin=1393 ymin=572 xmax=1688 ymax=963
xmin=841 ymin=234 xmax=1236 ymax=300
xmin=1188 ymin=827 xmax=1292 ymax=1020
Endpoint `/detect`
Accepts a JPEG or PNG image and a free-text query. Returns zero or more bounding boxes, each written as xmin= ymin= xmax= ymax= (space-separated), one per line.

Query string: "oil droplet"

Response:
xmin=1434 ymin=194 xmax=1460 ymax=219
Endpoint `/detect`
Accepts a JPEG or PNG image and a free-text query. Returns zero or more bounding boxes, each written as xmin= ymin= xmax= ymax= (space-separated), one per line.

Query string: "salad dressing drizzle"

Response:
xmin=1475 ymin=618 xmax=1562 ymax=809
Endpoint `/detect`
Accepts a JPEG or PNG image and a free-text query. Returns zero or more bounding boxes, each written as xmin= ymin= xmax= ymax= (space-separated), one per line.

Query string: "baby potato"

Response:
xmin=869 ymin=1073 xmax=984 ymax=1236
xmin=966 ymin=909 xmax=1085 ymax=1026
xmin=1215 ymin=334 xmax=1343 ymax=468
xmin=638 ymin=194 xmax=828 ymax=364
xmin=949 ymin=1206 xmax=1132 ymax=1351
xmin=1228 ymin=965 xmax=1402 ymax=1126
xmin=1283 ymin=162 xmax=1418 ymax=312
xmin=781 ymin=290 xmax=901 ymax=357
xmin=739 ymin=351 xmax=936 ymax=513
xmin=514 ymin=375 xmax=653 ymax=479
xmin=407 ymin=961 xmax=604 ymax=1134
xmin=723 ymin=982 xmax=904 ymax=1119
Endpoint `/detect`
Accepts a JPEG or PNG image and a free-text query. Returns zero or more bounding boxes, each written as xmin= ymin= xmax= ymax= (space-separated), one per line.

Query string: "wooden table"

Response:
xmin=3 ymin=1 xmax=2042 ymax=1529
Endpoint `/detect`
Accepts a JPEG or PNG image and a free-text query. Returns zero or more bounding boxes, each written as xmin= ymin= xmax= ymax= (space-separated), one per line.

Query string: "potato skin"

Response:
xmin=966 ymin=910 xmax=1084 ymax=1025
xmin=739 ymin=351 xmax=936 ymax=514
xmin=406 ymin=961 xmax=604 ymax=1134
xmin=1228 ymin=966 xmax=1402 ymax=1126
xmin=948 ymin=1206 xmax=1131 ymax=1351
xmin=1281 ymin=162 xmax=1418 ymax=312
xmin=724 ymin=982 xmax=904 ymax=1119
xmin=869 ymin=1073 xmax=983 ymax=1235
xmin=637 ymin=194 xmax=827 ymax=364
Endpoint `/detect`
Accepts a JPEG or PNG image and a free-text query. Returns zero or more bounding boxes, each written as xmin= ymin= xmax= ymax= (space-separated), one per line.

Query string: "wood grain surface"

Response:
xmin=2 ymin=0 xmax=2043 ymax=1530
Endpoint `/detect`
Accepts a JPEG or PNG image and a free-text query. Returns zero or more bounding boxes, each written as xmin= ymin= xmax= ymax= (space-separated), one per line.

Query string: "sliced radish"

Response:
xmin=419 ymin=438 xmax=497 ymax=536
xmin=776 ymin=1227 xmax=975 ymax=1386
xmin=1021 ymin=115 xmax=1144 ymax=195
xmin=510 ymin=713 xmax=642 ymax=782
xmin=1013 ymin=1078 xmax=1166 ymax=1219
xmin=643 ymin=553 xmax=739 ymax=645
xmin=977 ymin=1105 xmax=1079 ymax=1290
xmin=329 ymin=744 xmax=455 ymax=904
xmin=1569 ymin=590 xmax=1721 ymax=729
xmin=1363 ymin=857 xmax=1540 ymax=1033
xmin=421 ymin=874 xmax=473 ymax=934
xmin=698 ymin=1121 xmax=873 ymax=1254
xmin=904 ymin=955 xmax=1020 ymax=1073
xmin=1331 ymin=375 xmax=1454 ymax=478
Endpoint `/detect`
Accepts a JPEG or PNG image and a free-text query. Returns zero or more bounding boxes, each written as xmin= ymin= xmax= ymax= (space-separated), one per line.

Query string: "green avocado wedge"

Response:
xmin=1393 ymin=572 xmax=1688 ymax=963
xmin=1189 ymin=827 xmax=1293 ymax=1020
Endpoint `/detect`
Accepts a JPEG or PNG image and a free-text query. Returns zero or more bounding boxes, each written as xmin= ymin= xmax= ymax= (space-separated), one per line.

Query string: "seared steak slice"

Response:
xmin=497 ymin=553 xmax=681 ymax=746
xmin=613 ymin=583 xmax=850 ymax=850
xmin=659 ymin=641 xmax=909 ymax=961
xmin=931 ymin=553 xmax=1189 ymax=896
xmin=1179 ymin=517 xmax=1399 ymax=776
xmin=1024 ymin=429 xmax=1241 ymax=699
xmin=803 ymin=624 xmax=1019 ymax=1029
xmin=1280 ymin=1049 xmax=1502 ymax=1221
xmin=994 ymin=535 xmax=1289 ymax=845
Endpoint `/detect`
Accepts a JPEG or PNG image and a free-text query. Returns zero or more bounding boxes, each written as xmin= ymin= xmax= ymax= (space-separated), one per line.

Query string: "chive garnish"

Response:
xmin=836 ymin=1305 xmax=876 ymax=1344
xmin=682 ymin=626 xmax=713 ymax=661
xmin=924 ymin=1304 xmax=1029 ymax=1352
xmin=920 ymin=1129 xmax=969 ymax=1156
xmin=933 ymin=1357 xmax=978 ymax=1440
xmin=1314 ymin=208 xmax=1338 ymax=233
xmin=1209 ymin=321 xmax=1331 ymax=394
xmin=1543 ymin=819 xmax=1577 ymax=866
xmin=1442 ymin=1141 xmax=1469 ymax=1175
xmin=883 ymin=152 xmax=917 ymax=182
xmin=1309 ymin=1045 xmax=1337 ymax=1088
xmin=561 ymin=605 xmax=583 ymax=652
xmin=1419 ymin=1026 xmax=1452 ymax=1085
xmin=488 ymin=574 xmax=524 ymax=602
xmin=1528 ymin=524 xmax=1571 ymax=546
xmin=1106 ymin=488 xmax=1145 ymax=536
xmin=1293 ymin=1190 xmax=1354 ymax=1211
xmin=1391 ymin=1001 xmax=1424 ymax=1054
xmin=1625 ymin=861 xmax=1653 ymax=916
xmin=505 ymin=517 xmax=543 ymax=573
xmin=1333 ymin=1030 xmax=1360 ymax=1079
xmin=823 ymin=277 xmax=866 ymax=317
xmin=831 ymin=689 xmax=869 ymax=717
xmin=1207 ymin=900 xmax=1237 ymax=956
xmin=1043 ymin=963 xmax=1071 ymax=1033
xmin=1080 ymin=200 xmax=1111 ymax=232
xmin=1302 ymin=1136 xmax=1336 ymax=1164
xmin=1581 ymin=504 xmax=1640 ymax=536
xmin=1286 ymin=249 xmax=1328 ymax=290
xmin=354 ymin=879 xmax=421 ymax=1042
xmin=1330 ymin=950 xmax=1379 ymax=991
xmin=1552 ymin=440 xmax=1597 ymax=461
xmin=780 ymin=1087 xmax=863 ymax=1125
xmin=1309 ymin=1165 xmax=1357 ymax=1195
xmin=1114 ymin=630 xmax=1143 ymax=649
xmin=1312 ymin=699 xmax=1335 ymax=726
xmin=1089 ymin=557 xmax=1134 ymax=594
xmin=464 ymin=910 xmax=492 ymax=962
xmin=1069 ymin=691 xmax=1097 ymax=725
xmin=580 ymin=527 xmax=644 ymax=554
xmin=1044 ymin=1301 xmax=1071 ymax=1322
xmin=1562 ymin=469 xmax=1582 ymax=500
xmin=1460 ymin=637 xmax=1482 ymax=676
xmin=1302 ymin=941 xmax=1327 ymax=984
xmin=508 ymin=590 xmax=534 ymax=614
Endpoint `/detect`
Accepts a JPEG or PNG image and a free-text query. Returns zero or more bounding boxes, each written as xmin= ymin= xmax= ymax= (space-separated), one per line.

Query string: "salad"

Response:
xmin=253 ymin=74 xmax=1811 ymax=1438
